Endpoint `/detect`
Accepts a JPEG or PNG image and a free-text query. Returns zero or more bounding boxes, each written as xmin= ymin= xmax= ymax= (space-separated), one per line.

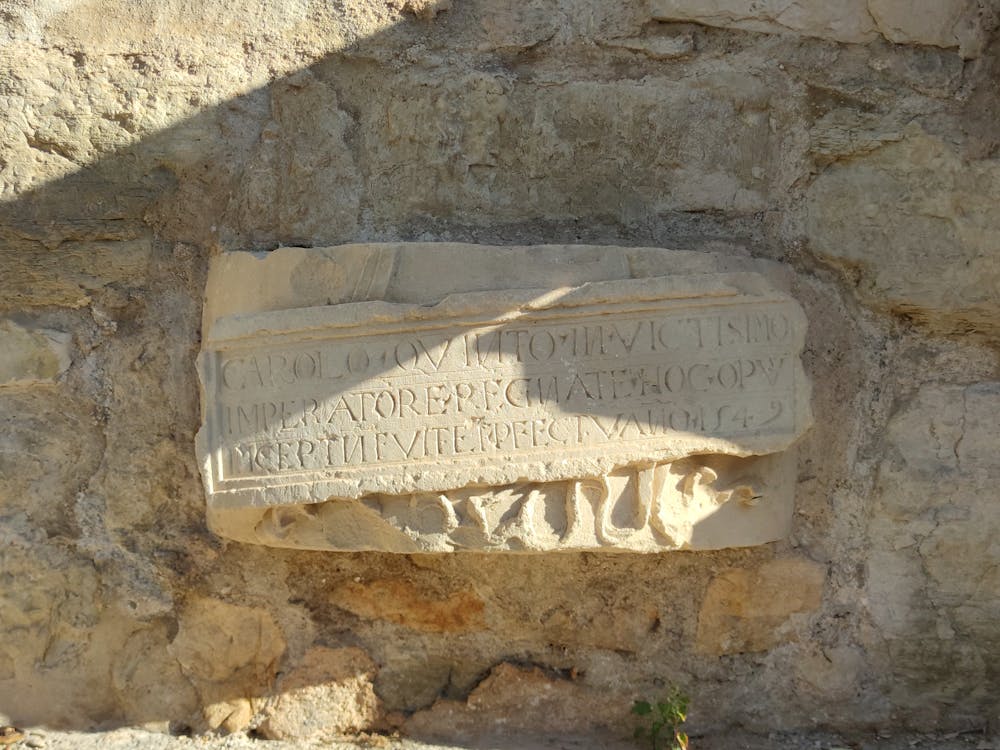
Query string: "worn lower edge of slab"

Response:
xmin=204 ymin=451 xmax=797 ymax=553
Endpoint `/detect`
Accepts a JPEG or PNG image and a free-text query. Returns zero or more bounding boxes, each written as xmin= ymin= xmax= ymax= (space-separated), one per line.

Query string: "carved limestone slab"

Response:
xmin=196 ymin=244 xmax=812 ymax=552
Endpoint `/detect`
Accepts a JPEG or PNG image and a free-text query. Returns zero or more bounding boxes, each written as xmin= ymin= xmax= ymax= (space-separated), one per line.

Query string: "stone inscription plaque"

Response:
xmin=198 ymin=272 xmax=810 ymax=524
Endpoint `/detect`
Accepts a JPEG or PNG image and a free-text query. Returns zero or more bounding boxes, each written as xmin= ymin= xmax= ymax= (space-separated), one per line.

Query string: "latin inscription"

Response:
xmin=204 ymin=302 xmax=804 ymax=483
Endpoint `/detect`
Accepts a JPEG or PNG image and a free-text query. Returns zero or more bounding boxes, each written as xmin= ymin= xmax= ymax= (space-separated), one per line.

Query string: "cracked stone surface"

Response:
xmin=1 ymin=0 xmax=999 ymax=741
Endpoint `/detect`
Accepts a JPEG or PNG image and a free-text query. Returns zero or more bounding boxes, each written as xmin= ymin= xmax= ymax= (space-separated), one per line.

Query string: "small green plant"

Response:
xmin=632 ymin=686 xmax=690 ymax=750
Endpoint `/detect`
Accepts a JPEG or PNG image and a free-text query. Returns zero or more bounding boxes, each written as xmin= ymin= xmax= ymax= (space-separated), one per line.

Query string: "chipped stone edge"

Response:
xmin=196 ymin=271 xmax=813 ymax=531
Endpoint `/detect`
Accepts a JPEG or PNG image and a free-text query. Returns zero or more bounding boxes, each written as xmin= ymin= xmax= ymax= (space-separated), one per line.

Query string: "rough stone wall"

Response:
xmin=1 ymin=0 xmax=999 ymax=741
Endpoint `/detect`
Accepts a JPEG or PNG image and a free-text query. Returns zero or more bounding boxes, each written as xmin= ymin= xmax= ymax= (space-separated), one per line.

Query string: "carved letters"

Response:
xmin=196 ymin=249 xmax=812 ymax=552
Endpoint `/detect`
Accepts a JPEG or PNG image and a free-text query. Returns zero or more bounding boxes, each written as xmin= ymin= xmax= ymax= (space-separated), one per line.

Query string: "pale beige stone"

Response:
xmin=808 ymin=109 xmax=905 ymax=165
xmin=649 ymin=0 xmax=879 ymax=44
xmin=169 ymin=598 xmax=285 ymax=683
xmin=868 ymin=383 xmax=1000 ymax=643
xmin=0 ymin=320 xmax=71 ymax=387
xmin=860 ymin=382 xmax=1000 ymax=721
xmin=203 ymin=698 xmax=253 ymax=734
xmin=805 ymin=129 xmax=1000 ymax=338
xmin=229 ymin=71 xmax=361 ymax=248
xmin=0 ymin=532 xmax=123 ymax=727
xmin=649 ymin=0 xmax=986 ymax=54
xmin=867 ymin=0 xmax=984 ymax=57
xmin=168 ymin=598 xmax=285 ymax=731
xmin=201 ymin=274 xmax=806 ymax=493
xmin=259 ymin=646 xmax=382 ymax=740
xmin=200 ymin=243 xmax=630 ymax=327
xmin=3 ymin=239 xmax=154 ymax=311
xmin=3 ymin=0 xmax=1000 ymax=735
xmin=111 ymin=626 xmax=199 ymax=726
xmin=695 ymin=558 xmax=826 ymax=654
xmin=405 ymin=662 xmax=624 ymax=742
xmin=197 ymin=244 xmax=812 ymax=552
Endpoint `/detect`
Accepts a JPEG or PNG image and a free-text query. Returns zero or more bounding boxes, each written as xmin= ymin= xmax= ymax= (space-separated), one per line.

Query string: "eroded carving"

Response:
xmin=244 ymin=454 xmax=792 ymax=552
xmin=196 ymin=246 xmax=811 ymax=552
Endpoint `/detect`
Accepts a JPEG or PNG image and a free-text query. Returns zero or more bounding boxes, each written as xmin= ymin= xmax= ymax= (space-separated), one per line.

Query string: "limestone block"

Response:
xmin=861 ymin=383 xmax=1000 ymax=721
xmin=0 ymin=529 xmax=114 ymax=726
xmin=651 ymin=0 xmax=876 ymax=43
xmin=0 ymin=391 xmax=103 ymax=533
xmin=2 ymin=237 xmax=154 ymax=312
xmin=867 ymin=0 xmax=985 ymax=57
xmin=524 ymin=599 xmax=661 ymax=653
xmin=168 ymin=598 xmax=285 ymax=731
xmin=228 ymin=71 xmax=361 ymax=249
xmin=197 ymin=244 xmax=812 ymax=552
xmin=259 ymin=647 xmax=382 ymax=740
xmin=0 ymin=319 xmax=71 ymax=387
xmin=111 ymin=626 xmax=199 ymax=726
xmin=649 ymin=0 xmax=985 ymax=55
xmin=805 ymin=129 xmax=1000 ymax=337
xmin=405 ymin=662 xmax=623 ymax=742
xmin=695 ymin=558 xmax=826 ymax=654
xmin=169 ymin=598 xmax=285 ymax=683
xmin=869 ymin=383 xmax=1000 ymax=643
xmin=650 ymin=0 xmax=878 ymax=43
xmin=343 ymin=70 xmax=778 ymax=226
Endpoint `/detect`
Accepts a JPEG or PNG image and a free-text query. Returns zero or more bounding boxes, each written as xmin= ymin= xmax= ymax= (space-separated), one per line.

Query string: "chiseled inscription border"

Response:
xmin=198 ymin=275 xmax=809 ymax=502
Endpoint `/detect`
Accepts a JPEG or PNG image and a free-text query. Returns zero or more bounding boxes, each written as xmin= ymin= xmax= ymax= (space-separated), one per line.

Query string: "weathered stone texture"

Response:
xmin=330 ymin=579 xmax=487 ymax=634
xmin=650 ymin=0 xmax=990 ymax=56
xmin=168 ymin=598 xmax=286 ymax=732
xmin=259 ymin=647 xmax=383 ymax=740
xmin=0 ymin=320 xmax=71 ymax=386
xmin=198 ymin=248 xmax=811 ymax=553
xmin=405 ymin=662 xmax=624 ymax=742
xmin=696 ymin=558 xmax=826 ymax=655
xmin=865 ymin=382 xmax=1000 ymax=726
xmin=1 ymin=0 xmax=999 ymax=741
xmin=806 ymin=128 xmax=1000 ymax=338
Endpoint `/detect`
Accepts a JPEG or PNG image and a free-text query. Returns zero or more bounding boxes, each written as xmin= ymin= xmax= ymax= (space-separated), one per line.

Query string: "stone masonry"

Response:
xmin=1 ymin=0 xmax=998 ymax=742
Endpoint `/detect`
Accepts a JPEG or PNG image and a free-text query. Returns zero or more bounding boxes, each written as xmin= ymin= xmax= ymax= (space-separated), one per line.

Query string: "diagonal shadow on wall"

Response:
xmin=0 ymin=3 xmax=854 ymax=742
